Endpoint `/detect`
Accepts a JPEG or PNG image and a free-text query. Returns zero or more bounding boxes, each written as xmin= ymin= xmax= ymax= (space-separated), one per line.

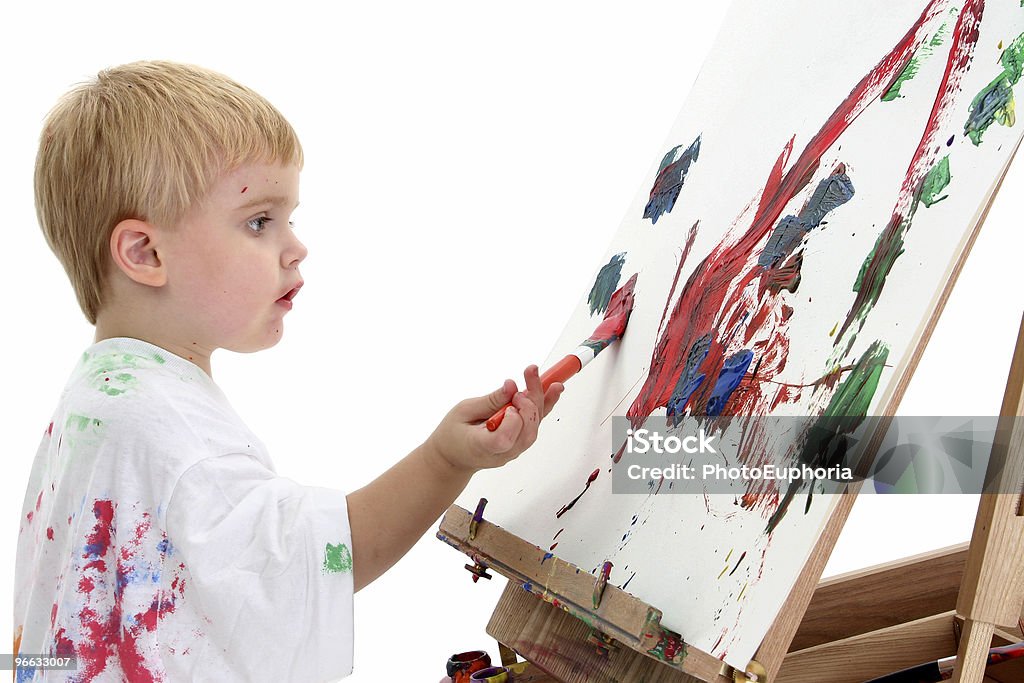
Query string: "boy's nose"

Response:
xmin=283 ymin=234 xmax=308 ymax=268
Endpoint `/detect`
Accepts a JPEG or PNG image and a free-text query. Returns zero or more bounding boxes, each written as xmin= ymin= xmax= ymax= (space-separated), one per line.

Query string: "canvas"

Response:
xmin=458 ymin=0 xmax=1024 ymax=668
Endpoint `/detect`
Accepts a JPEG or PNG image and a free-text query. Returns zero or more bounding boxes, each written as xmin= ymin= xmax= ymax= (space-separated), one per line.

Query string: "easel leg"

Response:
xmin=950 ymin=619 xmax=995 ymax=683
xmin=498 ymin=642 xmax=519 ymax=667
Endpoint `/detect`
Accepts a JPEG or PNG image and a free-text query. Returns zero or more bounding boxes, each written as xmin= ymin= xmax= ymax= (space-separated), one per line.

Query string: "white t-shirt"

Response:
xmin=14 ymin=337 xmax=354 ymax=682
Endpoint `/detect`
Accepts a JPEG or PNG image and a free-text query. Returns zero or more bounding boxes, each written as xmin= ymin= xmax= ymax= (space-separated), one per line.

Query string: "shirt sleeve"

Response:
xmin=165 ymin=453 xmax=354 ymax=681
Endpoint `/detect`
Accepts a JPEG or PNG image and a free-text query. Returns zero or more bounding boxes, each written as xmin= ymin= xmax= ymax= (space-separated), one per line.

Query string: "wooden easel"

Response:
xmin=436 ymin=149 xmax=1024 ymax=683
xmin=774 ymin=311 xmax=1024 ymax=683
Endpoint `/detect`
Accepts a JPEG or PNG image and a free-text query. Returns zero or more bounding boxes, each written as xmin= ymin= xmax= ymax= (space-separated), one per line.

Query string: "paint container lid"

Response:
xmin=470 ymin=666 xmax=510 ymax=683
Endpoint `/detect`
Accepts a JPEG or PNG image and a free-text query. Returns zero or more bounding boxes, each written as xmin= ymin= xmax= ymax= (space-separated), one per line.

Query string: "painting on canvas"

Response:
xmin=459 ymin=0 xmax=1024 ymax=667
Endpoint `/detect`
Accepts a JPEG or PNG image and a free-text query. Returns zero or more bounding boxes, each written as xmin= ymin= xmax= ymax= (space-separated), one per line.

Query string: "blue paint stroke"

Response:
xmin=667 ymin=333 xmax=711 ymax=426
xmin=759 ymin=169 xmax=855 ymax=268
xmin=587 ymin=253 xmax=626 ymax=316
xmin=644 ymin=135 xmax=701 ymax=224
xmin=706 ymin=349 xmax=755 ymax=416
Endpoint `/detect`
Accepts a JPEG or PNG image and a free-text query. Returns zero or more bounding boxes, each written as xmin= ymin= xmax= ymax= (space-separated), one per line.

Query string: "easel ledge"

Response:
xmin=438 ymin=504 xmax=732 ymax=682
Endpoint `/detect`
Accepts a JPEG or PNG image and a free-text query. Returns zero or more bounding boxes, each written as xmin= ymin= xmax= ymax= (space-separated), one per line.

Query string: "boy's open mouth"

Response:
xmin=277 ymin=282 xmax=303 ymax=303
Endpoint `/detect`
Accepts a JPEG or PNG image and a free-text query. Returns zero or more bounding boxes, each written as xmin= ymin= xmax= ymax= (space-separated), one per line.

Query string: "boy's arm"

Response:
xmin=346 ymin=366 xmax=561 ymax=592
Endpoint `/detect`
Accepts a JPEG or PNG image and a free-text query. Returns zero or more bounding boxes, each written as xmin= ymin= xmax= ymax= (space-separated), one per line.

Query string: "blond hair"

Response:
xmin=34 ymin=60 xmax=304 ymax=324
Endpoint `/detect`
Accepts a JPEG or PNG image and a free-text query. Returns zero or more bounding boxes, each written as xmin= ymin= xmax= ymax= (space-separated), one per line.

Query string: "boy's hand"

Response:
xmin=425 ymin=365 xmax=564 ymax=474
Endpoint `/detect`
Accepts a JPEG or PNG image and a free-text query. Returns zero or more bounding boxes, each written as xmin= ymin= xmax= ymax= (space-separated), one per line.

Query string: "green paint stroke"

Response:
xmin=323 ymin=542 xmax=352 ymax=574
xmin=834 ymin=222 xmax=905 ymax=361
xmin=824 ymin=340 xmax=889 ymax=420
xmin=852 ymin=217 xmax=906 ymax=304
xmin=765 ymin=341 xmax=889 ymax=535
xmin=965 ymin=33 xmax=1024 ymax=145
xmin=882 ymin=15 xmax=954 ymax=101
xmin=919 ymin=155 xmax=951 ymax=207
xmin=883 ymin=57 xmax=923 ymax=101
xmin=835 ymin=153 xmax=951 ymax=359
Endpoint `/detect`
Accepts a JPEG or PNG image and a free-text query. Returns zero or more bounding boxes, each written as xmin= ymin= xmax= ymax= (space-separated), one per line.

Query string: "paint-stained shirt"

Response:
xmin=14 ymin=337 xmax=355 ymax=682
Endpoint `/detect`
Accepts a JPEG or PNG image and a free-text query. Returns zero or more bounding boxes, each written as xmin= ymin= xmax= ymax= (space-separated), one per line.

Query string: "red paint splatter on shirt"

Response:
xmin=63 ymin=501 xmax=182 ymax=681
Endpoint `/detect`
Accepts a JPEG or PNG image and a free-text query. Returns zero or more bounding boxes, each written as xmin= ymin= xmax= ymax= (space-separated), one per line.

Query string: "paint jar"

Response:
xmin=446 ymin=650 xmax=491 ymax=683
xmin=469 ymin=666 xmax=510 ymax=683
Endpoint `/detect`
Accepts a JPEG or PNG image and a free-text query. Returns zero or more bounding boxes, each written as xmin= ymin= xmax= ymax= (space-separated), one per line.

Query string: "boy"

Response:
xmin=14 ymin=60 xmax=563 ymax=682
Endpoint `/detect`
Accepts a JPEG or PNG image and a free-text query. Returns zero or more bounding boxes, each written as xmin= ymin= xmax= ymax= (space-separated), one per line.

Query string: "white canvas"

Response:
xmin=459 ymin=0 xmax=1024 ymax=667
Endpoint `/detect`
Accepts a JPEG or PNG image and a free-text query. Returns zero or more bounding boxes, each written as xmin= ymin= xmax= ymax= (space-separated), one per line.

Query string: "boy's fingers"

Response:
xmin=523 ymin=364 xmax=542 ymax=399
xmin=459 ymin=379 xmax=518 ymax=420
xmin=511 ymin=391 xmax=540 ymax=443
xmin=486 ymin=405 xmax=522 ymax=454
xmin=542 ymin=382 xmax=564 ymax=418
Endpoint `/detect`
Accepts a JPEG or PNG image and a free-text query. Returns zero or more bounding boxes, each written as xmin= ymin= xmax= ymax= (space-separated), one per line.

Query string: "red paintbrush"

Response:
xmin=485 ymin=273 xmax=638 ymax=432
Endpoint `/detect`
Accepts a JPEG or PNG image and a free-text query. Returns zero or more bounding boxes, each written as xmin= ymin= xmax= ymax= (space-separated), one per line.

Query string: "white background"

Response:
xmin=3 ymin=2 xmax=1020 ymax=680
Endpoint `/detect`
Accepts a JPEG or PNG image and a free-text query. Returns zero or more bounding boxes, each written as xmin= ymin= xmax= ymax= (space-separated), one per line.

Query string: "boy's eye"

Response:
xmin=246 ymin=216 xmax=271 ymax=234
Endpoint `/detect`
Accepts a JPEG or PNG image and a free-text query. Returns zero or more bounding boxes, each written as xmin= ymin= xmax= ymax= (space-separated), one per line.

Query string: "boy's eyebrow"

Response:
xmin=235 ymin=195 xmax=300 ymax=211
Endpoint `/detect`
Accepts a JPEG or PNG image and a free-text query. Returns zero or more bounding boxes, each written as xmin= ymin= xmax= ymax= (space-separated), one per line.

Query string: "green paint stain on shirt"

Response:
xmin=62 ymin=414 xmax=105 ymax=454
xmin=323 ymin=542 xmax=352 ymax=574
xmin=94 ymin=368 xmax=138 ymax=397
xmin=66 ymin=414 xmax=103 ymax=431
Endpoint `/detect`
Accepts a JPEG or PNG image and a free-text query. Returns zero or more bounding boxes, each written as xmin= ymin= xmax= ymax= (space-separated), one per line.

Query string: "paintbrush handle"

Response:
xmin=485 ymin=355 xmax=583 ymax=431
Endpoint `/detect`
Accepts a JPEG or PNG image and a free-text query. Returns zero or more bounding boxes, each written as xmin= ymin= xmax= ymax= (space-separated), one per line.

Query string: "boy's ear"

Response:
xmin=109 ymin=219 xmax=166 ymax=287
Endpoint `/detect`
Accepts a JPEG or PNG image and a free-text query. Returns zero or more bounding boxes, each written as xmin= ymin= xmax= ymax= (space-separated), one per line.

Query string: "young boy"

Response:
xmin=14 ymin=60 xmax=563 ymax=682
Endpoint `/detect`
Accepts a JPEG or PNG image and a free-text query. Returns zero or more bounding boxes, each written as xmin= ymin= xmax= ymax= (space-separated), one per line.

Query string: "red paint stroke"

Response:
xmin=762 ymin=252 xmax=804 ymax=294
xmin=646 ymin=628 xmax=686 ymax=662
xmin=657 ymin=221 xmax=701 ymax=340
xmin=585 ymin=275 xmax=637 ymax=348
xmin=556 ymin=468 xmax=600 ymax=518
xmin=46 ymin=527 xmax=54 ymax=540
xmin=622 ymin=0 xmax=954 ymax=518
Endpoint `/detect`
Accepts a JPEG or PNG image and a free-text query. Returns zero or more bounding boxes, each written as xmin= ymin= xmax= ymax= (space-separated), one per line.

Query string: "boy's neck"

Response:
xmin=93 ymin=315 xmax=215 ymax=378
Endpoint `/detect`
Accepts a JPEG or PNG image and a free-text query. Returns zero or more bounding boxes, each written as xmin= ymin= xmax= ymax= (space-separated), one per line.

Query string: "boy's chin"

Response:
xmin=225 ymin=330 xmax=285 ymax=354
